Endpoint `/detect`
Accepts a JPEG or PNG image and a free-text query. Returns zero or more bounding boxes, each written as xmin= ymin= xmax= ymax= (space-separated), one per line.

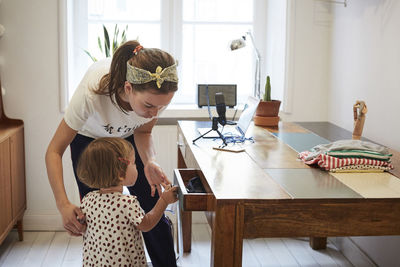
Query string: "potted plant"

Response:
xmin=84 ymin=24 xmax=128 ymax=62
xmin=253 ymin=75 xmax=281 ymax=126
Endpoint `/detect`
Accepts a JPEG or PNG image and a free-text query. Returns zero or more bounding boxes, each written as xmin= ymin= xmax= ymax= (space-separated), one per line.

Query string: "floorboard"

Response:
xmin=0 ymin=231 xmax=18 ymax=265
xmin=42 ymin=232 xmax=71 ymax=266
xmin=1 ymin=232 xmax=38 ymax=267
xmin=283 ymin=238 xmax=319 ymax=267
xmin=0 ymin=226 xmax=355 ymax=267
xmin=247 ymin=238 xmax=280 ymax=267
xmin=21 ymin=231 xmax=55 ymax=267
xmin=60 ymin=235 xmax=82 ymax=267
xmin=263 ymin=238 xmax=300 ymax=267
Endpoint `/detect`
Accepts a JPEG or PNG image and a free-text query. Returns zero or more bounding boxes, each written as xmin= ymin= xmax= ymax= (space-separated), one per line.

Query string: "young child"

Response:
xmin=77 ymin=137 xmax=178 ymax=266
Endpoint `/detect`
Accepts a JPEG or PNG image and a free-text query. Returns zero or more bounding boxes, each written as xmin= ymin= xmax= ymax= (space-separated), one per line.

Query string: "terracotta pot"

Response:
xmin=255 ymin=100 xmax=281 ymax=117
xmin=253 ymin=116 xmax=280 ymax=126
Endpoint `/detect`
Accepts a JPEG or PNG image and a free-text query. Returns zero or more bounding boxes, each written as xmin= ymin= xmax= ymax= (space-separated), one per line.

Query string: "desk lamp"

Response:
xmin=230 ymin=30 xmax=261 ymax=99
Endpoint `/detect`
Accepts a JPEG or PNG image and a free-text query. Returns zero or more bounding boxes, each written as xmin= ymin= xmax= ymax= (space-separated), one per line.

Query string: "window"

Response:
xmin=60 ymin=0 xmax=269 ymax=110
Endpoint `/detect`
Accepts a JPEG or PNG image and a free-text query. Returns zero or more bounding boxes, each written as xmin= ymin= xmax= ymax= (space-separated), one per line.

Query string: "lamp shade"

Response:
xmin=230 ymin=37 xmax=246 ymax=50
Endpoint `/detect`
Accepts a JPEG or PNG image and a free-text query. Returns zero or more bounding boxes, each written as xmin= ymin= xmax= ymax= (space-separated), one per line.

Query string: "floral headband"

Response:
xmin=126 ymin=61 xmax=178 ymax=89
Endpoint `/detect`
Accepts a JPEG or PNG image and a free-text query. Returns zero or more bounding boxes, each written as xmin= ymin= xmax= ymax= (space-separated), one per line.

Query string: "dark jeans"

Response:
xmin=70 ymin=134 xmax=176 ymax=267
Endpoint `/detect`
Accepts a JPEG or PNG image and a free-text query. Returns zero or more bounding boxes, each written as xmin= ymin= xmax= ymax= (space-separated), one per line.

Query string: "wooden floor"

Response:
xmin=0 ymin=224 xmax=357 ymax=267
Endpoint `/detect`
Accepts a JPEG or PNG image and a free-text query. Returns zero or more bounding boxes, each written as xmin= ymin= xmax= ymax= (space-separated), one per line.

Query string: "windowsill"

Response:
xmin=157 ymin=104 xmax=244 ymax=125
xmin=161 ymin=104 xmax=244 ymax=119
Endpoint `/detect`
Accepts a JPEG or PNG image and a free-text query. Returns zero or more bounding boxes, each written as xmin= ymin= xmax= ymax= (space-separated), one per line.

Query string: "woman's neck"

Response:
xmin=99 ymin=185 xmax=123 ymax=194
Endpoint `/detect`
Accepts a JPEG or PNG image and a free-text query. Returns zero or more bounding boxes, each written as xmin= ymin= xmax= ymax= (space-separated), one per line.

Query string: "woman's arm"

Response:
xmin=45 ymin=119 xmax=85 ymax=236
xmin=134 ymin=118 xmax=171 ymax=197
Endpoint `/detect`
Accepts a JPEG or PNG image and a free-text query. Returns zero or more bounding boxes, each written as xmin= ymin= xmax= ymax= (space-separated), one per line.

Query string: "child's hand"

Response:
xmin=161 ymin=184 xmax=179 ymax=204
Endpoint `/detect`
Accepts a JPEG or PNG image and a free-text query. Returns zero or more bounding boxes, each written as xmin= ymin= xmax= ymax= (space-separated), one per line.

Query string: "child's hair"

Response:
xmin=95 ymin=40 xmax=178 ymax=113
xmin=77 ymin=137 xmax=134 ymax=188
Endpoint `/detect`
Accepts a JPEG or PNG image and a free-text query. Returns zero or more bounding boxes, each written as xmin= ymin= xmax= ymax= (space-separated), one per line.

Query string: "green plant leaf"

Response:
xmin=112 ymin=25 xmax=118 ymax=54
xmin=84 ymin=24 xmax=129 ymax=61
xmin=113 ymin=40 xmax=117 ymax=54
xmin=97 ymin=36 xmax=103 ymax=53
xmin=121 ymin=30 xmax=127 ymax=44
xmin=122 ymin=25 xmax=128 ymax=43
xmin=103 ymin=25 xmax=110 ymax=57
xmin=84 ymin=50 xmax=97 ymax=62
xmin=112 ymin=27 xmax=119 ymax=54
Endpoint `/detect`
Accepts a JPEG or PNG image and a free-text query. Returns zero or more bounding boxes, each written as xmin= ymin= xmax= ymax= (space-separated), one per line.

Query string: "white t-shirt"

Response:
xmin=64 ymin=58 xmax=154 ymax=138
xmin=80 ymin=191 xmax=147 ymax=266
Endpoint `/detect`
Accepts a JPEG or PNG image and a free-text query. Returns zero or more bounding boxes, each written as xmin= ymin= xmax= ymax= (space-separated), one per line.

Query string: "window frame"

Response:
xmin=58 ymin=0 xmax=291 ymax=113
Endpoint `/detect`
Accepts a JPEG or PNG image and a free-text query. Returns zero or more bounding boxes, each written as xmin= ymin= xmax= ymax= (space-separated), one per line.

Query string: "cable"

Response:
xmin=217 ymin=133 xmax=254 ymax=148
xmin=231 ymin=108 xmax=238 ymax=121
xmin=205 ymin=85 xmax=212 ymax=120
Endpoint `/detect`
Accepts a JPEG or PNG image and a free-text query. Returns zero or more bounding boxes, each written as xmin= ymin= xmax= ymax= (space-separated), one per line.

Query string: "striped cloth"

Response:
xmin=298 ymin=151 xmax=393 ymax=171
xmin=326 ymin=149 xmax=392 ymax=161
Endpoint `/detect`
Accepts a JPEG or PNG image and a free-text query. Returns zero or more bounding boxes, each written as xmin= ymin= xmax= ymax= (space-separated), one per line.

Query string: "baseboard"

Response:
xmin=331 ymin=237 xmax=377 ymax=267
xmin=23 ymin=214 xmax=65 ymax=231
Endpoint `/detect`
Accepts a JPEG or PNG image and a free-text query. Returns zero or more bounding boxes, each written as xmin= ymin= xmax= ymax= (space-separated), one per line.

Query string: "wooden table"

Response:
xmin=174 ymin=121 xmax=400 ymax=267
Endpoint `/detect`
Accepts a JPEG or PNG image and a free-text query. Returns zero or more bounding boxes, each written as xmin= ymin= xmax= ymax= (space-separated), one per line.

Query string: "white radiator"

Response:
xmin=152 ymin=125 xmax=178 ymax=182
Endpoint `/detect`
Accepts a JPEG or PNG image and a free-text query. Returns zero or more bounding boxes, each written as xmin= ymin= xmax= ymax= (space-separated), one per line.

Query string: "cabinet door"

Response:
xmin=10 ymin=128 xmax=26 ymax=218
xmin=0 ymin=138 xmax=12 ymax=235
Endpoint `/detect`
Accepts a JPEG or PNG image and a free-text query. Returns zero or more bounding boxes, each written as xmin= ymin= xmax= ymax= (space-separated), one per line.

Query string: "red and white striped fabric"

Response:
xmin=298 ymin=151 xmax=393 ymax=171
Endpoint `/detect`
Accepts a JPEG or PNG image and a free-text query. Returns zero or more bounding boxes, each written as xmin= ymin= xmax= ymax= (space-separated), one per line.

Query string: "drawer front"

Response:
xmin=174 ymin=169 xmax=214 ymax=211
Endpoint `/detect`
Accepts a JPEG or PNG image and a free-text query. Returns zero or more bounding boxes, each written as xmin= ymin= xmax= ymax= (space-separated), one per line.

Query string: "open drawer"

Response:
xmin=174 ymin=169 xmax=215 ymax=211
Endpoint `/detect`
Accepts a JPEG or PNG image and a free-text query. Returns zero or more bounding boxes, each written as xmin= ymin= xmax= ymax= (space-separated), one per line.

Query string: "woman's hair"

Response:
xmin=77 ymin=137 xmax=134 ymax=189
xmin=94 ymin=40 xmax=178 ymax=113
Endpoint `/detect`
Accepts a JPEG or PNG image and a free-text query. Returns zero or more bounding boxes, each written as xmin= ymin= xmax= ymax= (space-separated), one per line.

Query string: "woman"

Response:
xmin=45 ymin=40 xmax=178 ymax=266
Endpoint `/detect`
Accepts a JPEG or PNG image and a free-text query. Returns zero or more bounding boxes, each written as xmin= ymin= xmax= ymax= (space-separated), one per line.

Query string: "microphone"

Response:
xmin=215 ymin=92 xmax=226 ymax=126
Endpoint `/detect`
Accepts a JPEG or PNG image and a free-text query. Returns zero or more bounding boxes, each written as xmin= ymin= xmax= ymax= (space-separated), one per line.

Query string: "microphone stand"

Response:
xmin=192 ymin=117 xmax=227 ymax=146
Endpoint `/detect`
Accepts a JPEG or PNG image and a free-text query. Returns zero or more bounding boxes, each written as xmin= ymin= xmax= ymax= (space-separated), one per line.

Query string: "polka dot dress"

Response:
xmin=80 ymin=191 xmax=147 ymax=267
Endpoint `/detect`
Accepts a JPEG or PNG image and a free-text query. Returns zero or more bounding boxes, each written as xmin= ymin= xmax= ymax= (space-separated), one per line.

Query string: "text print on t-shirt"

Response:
xmin=103 ymin=124 xmax=133 ymax=135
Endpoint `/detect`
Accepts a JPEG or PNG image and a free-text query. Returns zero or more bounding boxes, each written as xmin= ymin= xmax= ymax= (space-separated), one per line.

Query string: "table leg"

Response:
xmin=177 ymin=144 xmax=192 ymax=252
xmin=310 ymin=237 xmax=327 ymax=250
xmin=211 ymin=202 xmax=243 ymax=267
xmin=182 ymin=211 xmax=192 ymax=252
xmin=16 ymin=220 xmax=23 ymax=241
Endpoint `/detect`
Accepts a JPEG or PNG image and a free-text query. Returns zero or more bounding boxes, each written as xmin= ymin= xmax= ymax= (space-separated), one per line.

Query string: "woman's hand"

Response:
xmin=58 ymin=202 xmax=86 ymax=236
xmin=144 ymin=160 xmax=171 ymax=197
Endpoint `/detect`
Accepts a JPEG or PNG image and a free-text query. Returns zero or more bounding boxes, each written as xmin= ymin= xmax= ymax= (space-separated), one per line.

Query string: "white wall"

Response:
xmin=328 ymin=0 xmax=400 ymax=266
xmin=329 ymin=0 xmax=400 ymax=151
xmin=0 ymin=0 xmax=80 ymax=230
xmin=280 ymin=0 xmax=332 ymax=121
xmin=265 ymin=0 xmax=287 ymax=103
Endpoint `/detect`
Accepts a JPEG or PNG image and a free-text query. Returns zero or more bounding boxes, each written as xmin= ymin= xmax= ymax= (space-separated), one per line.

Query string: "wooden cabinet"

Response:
xmin=0 ymin=77 xmax=26 ymax=244
xmin=0 ymin=138 xmax=12 ymax=239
